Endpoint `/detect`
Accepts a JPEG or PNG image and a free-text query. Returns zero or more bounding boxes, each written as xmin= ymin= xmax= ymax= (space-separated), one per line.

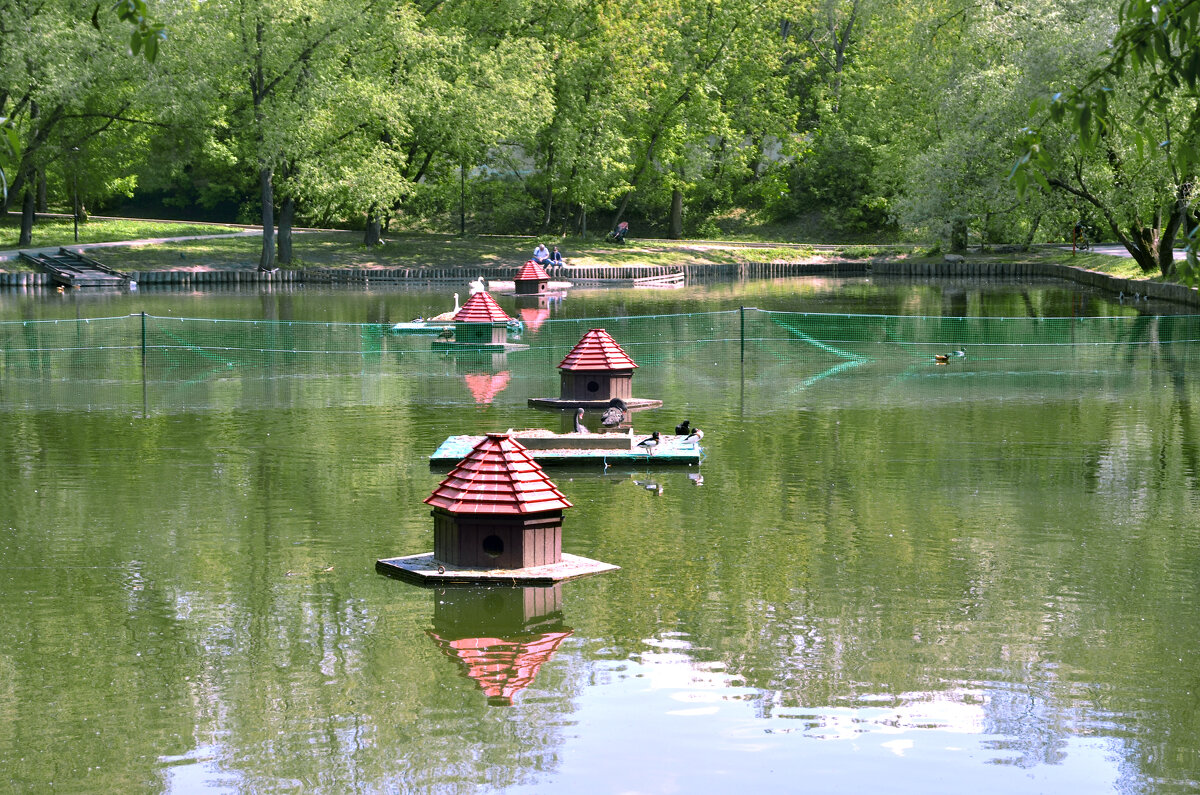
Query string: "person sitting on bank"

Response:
xmin=549 ymin=246 xmax=564 ymax=266
xmin=533 ymin=243 xmax=550 ymax=264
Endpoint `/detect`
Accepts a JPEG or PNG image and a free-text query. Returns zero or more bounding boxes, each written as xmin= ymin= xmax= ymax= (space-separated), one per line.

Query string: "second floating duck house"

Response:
xmin=433 ymin=290 xmax=519 ymax=350
xmin=514 ymin=260 xmax=551 ymax=295
xmin=377 ymin=433 xmax=619 ymax=584
xmin=528 ymin=328 xmax=663 ymax=410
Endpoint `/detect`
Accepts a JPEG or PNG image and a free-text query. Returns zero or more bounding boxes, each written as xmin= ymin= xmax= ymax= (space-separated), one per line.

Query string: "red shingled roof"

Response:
xmin=462 ymin=371 xmax=511 ymax=404
xmin=427 ymin=629 xmax=574 ymax=706
xmin=453 ymin=291 xmax=512 ymax=323
xmin=558 ymin=328 xmax=638 ymax=371
xmin=515 ymin=260 xmax=549 ymax=281
xmin=425 ymin=433 xmax=573 ymax=515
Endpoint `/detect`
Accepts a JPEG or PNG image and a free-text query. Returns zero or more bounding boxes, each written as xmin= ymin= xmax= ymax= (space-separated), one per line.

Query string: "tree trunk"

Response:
xmin=669 ymin=188 xmax=683 ymax=239
xmin=1021 ymin=214 xmax=1041 ymax=251
xmin=949 ymin=218 xmax=967 ymax=252
xmin=1157 ymin=194 xmax=1186 ymax=279
xmin=579 ymin=206 xmax=587 ymax=237
xmin=258 ymin=166 xmax=276 ymax=271
xmin=18 ymin=176 xmax=34 ymax=246
xmin=277 ymin=194 xmax=295 ymax=264
xmin=36 ymin=168 xmax=47 ymax=213
xmin=364 ymin=204 xmax=382 ymax=246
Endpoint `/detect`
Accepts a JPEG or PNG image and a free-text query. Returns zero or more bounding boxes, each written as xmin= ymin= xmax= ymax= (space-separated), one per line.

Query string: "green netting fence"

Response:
xmin=2 ymin=310 xmax=1199 ymax=412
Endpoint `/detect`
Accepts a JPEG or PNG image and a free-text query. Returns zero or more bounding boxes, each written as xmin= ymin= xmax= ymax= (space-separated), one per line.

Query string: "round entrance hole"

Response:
xmin=586 ymin=380 xmax=600 ymax=393
xmin=482 ymin=535 xmax=504 ymax=558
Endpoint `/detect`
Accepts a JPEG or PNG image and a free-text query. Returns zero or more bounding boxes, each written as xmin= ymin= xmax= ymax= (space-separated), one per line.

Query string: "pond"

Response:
xmin=1 ymin=275 xmax=1197 ymax=793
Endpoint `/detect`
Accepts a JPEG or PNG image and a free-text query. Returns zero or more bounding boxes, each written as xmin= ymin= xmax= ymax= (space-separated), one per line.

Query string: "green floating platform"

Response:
xmin=430 ymin=431 xmax=704 ymax=466
xmin=376 ymin=552 xmax=620 ymax=586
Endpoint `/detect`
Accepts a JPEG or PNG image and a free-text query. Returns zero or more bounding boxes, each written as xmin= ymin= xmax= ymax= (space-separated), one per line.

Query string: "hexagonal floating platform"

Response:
xmin=375 ymin=552 xmax=620 ymax=586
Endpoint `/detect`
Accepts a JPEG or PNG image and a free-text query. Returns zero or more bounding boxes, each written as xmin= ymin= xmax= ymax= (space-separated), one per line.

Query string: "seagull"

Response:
xmin=601 ymin=398 xmax=628 ymax=427
xmin=573 ymin=407 xmax=587 ymax=433
xmin=675 ymin=419 xmax=691 ymax=435
xmin=684 ymin=428 xmax=703 ymax=445
xmin=637 ymin=431 xmax=660 ymax=455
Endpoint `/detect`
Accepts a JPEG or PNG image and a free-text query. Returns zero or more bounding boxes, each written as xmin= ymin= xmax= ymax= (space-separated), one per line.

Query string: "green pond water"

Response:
xmin=1 ymin=275 xmax=1198 ymax=793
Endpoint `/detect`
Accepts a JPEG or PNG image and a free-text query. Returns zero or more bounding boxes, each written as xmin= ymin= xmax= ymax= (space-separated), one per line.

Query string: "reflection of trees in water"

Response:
xmin=584 ymin=390 xmax=1200 ymax=784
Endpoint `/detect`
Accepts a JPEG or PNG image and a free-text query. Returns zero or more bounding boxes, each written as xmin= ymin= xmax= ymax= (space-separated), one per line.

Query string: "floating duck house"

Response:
xmin=514 ymin=260 xmax=550 ymax=295
xmin=444 ymin=291 xmax=512 ymax=347
xmin=559 ymin=328 xmax=636 ymax=401
xmin=527 ymin=328 xmax=663 ymax=410
xmin=377 ymin=433 xmax=619 ymax=584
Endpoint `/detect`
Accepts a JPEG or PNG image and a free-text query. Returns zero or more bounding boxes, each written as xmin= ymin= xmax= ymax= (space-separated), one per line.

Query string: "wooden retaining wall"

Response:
xmin=683 ymin=259 xmax=1200 ymax=307
xmin=2 ymin=258 xmax=1197 ymax=306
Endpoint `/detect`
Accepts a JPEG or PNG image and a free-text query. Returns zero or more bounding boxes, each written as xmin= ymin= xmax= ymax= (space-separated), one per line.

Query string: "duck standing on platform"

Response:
xmin=637 ymin=431 xmax=660 ymax=456
xmin=601 ymin=398 xmax=628 ymax=427
xmin=683 ymin=427 xmax=703 ymax=445
xmin=675 ymin=419 xmax=690 ymax=435
xmin=573 ymin=407 xmax=587 ymax=433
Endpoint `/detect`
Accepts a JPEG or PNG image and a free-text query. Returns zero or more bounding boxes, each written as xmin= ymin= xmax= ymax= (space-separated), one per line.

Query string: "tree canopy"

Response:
xmin=3 ymin=0 xmax=1197 ymax=281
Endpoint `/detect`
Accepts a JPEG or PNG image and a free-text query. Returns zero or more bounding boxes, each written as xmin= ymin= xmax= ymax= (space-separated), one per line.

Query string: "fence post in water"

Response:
xmin=141 ymin=312 xmax=149 ymax=417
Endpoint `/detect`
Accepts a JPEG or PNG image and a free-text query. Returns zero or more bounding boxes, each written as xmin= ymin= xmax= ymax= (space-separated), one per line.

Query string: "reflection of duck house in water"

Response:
xmin=527 ymin=328 xmax=663 ymax=411
xmin=432 ymin=291 xmax=528 ymax=352
xmin=377 ymin=432 xmax=618 ymax=584
xmin=427 ymin=584 xmax=572 ymax=707
xmin=514 ymin=260 xmax=550 ymax=295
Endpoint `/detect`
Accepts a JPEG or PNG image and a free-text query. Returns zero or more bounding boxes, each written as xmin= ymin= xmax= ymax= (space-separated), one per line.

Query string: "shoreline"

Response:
xmin=1 ymin=256 xmax=1196 ymax=307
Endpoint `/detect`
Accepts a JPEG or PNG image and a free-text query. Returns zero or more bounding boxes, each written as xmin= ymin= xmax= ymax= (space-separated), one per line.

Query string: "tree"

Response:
xmin=0 ymin=0 xmax=158 ymax=244
xmin=1013 ymin=0 xmax=1200 ymax=283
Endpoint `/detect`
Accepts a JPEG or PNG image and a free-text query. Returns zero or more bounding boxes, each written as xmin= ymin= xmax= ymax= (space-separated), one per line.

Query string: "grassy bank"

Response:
xmin=1 ymin=216 xmax=1164 ymax=284
xmin=1 ymin=216 xmax=243 ymax=250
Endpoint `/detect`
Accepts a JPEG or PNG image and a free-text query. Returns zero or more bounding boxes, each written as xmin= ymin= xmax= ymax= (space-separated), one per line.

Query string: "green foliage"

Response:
xmin=785 ymin=126 xmax=890 ymax=234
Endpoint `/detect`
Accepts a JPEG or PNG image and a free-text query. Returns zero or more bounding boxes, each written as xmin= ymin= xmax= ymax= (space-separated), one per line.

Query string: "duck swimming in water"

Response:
xmin=934 ymin=348 xmax=966 ymax=364
xmin=601 ymin=398 xmax=628 ymax=427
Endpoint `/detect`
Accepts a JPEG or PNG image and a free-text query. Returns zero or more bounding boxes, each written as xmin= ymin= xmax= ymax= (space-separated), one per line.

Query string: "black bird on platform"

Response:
xmin=637 ymin=431 xmax=660 ymax=456
xmin=675 ymin=419 xmax=690 ymax=435
xmin=573 ymin=407 xmax=587 ymax=433
xmin=601 ymin=397 xmax=628 ymax=427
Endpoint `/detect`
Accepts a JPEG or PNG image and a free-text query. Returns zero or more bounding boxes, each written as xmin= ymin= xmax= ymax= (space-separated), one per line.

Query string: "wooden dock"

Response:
xmin=18 ymin=248 xmax=134 ymax=288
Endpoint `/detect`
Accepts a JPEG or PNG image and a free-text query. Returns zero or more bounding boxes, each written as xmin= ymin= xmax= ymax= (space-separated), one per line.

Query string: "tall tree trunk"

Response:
xmin=36 ymin=168 xmax=47 ymax=213
xmin=669 ymin=188 xmax=683 ymax=239
xmin=258 ymin=166 xmax=276 ymax=271
xmin=364 ymin=204 xmax=382 ymax=246
xmin=277 ymin=194 xmax=295 ymax=264
xmin=578 ymin=206 xmax=587 ymax=237
xmin=1021 ymin=214 xmax=1041 ymax=251
xmin=18 ymin=176 xmax=34 ymax=246
xmin=541 ymin=141 xmax=555 ymax=231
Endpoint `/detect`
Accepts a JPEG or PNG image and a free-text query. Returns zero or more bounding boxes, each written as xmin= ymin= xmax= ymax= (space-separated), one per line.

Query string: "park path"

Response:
xmin=0 ymin=229 xmax=263 ymax=263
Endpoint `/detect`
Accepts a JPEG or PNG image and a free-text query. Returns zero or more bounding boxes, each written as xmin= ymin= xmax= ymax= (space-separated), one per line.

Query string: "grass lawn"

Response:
xmin=0 ymin=216 xmax=1171 ymax=286
xmin=0 ymin=216 xmax=243 ymax=250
